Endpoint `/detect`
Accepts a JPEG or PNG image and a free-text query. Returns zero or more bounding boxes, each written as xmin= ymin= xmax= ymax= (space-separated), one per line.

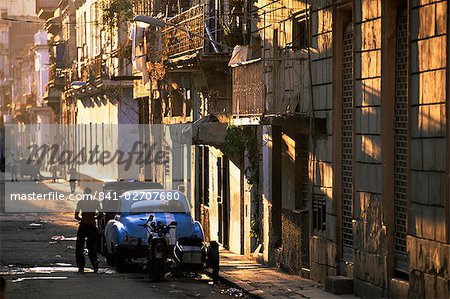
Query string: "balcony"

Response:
xmin=48 ymin=63 xmax=64 ymax=88
xmin=45 ymin=15 xmax=62 ymax=36
xmin=231 ymin=58 xmax=327 ymax=133
xmin=232 ymin=59 xmax=264 ymax=116
xmin=80 ymin=63 xmax=92 ymax=82
xmin=93 ymin=54 xmax=105 ymax=79
xmin=36 ymin=0 xmax=59 ymax=20
xmin=162 ymin=5 xmax=205 ymax=58
xmin=162 ymin=4 xmax=242 ymax=59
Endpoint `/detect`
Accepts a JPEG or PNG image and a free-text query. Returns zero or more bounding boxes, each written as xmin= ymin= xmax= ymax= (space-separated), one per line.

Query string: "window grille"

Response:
xmin=393 ymin=10 xmax=408 ymax=274
xmin=341 ymin=23 xmax=354 ymax=251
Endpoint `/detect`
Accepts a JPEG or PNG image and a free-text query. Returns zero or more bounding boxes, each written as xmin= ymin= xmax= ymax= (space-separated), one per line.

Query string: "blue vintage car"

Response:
xmin=104 ymin=189 xmax=205 ymax=267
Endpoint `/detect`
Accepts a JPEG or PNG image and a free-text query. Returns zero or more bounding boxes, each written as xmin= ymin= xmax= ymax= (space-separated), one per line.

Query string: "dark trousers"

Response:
xmin=11 ymin=170 xmax=17 ymax=181
xmin=70 ymin=180 xmax=76 ymax=193
xmin=76 ymin=223 xmax=98 ymax=269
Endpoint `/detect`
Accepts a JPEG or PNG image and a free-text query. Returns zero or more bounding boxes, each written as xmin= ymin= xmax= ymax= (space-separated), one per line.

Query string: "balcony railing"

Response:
xmin=48 ymin=63 xmax=64 ymax=86
xmin=232 ymin=59 xmax=264 ymax=115
xmin=161 ymin=4 xmax=244 ymax=58
xmin=93 ymin=54 xmax=104 ymax=79
xmin=162 ymin=5 xmax=205 ymax=58
xmin=48 ymin=63 xmax=56 ymax=82
xmin=80 ymin=63 xmax=92 ymax=82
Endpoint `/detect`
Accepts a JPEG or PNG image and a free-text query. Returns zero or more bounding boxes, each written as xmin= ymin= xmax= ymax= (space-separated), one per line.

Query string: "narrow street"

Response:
xmin=0 ymin=173 xmax=243 ymax=299
xmin=1 ymin=0 xmax=449 ymax=297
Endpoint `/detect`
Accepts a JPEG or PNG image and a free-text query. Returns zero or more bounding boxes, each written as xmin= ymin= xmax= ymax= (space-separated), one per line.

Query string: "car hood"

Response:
xmin=120 ymin=213 xmax=197 ymax=240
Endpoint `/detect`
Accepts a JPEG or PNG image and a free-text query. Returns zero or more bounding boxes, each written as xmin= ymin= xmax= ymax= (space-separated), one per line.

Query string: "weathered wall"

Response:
xmin=76 ymin=98 xmax=120 ymax=180
xmin=408 ymin=0 xmax=449 ymax=297
xmin=236 ymin=1 xmax=449 ymax=298
xmin=281 ymin=133 xmax=296 ymax=210
xmin=352 ymin=0 xmax=388 ymax=297
xmin=255 ymin=0 xmax=336 ymax=279
xmin=309 ymin=0 xmax=336 ymax=283
xmin=276 ymin=209 xmax=308 ymax=274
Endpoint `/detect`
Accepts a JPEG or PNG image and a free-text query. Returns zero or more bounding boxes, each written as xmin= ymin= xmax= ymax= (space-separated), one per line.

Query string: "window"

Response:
xmin=313 ymin=195 xmax=326 ymax=232
xmin=292 ymin=11 xmax=310 ymax=49
xmin=171 ymin=89 xmax=184 ymax=117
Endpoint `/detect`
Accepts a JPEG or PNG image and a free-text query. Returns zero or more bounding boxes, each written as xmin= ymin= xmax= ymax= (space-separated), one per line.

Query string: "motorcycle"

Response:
xmin=139 ymin=215 xmax=177 ymax=280
xmin=140 ymin=214 xmax=220 ymax=283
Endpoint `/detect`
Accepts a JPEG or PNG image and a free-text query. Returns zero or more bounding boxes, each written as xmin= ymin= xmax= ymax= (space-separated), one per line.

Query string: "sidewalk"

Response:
xmin=216 ymin=251 xmax=357 ymax=299
xmin=39 ymin=171 xmax=85 ymax=195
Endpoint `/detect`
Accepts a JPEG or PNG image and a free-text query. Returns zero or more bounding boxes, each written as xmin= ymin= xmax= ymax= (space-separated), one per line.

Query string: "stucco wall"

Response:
xmin=75 ymin=93 xmax=139 ymax=182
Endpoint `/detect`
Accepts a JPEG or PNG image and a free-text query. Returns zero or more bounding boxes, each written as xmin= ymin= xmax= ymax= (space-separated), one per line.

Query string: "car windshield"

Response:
xmin=129 ymin=200 xmax=189 ymax=213
xmin=101 ymin=182 xmax=165 ymax=212
xmin=119 ymin=190 xmax=190 ymax=214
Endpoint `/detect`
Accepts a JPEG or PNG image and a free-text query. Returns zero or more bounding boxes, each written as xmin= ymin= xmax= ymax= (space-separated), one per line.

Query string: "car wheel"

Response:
xmin=171 ymin=268 xmax=184 ymax=278
xmin=110 ymin=242 xmax=126 ymax=271
xmin=101 ymin=235 xmax=108 ymax=256
xmin=105 ymin=248 xmax=114 ymax=266
xmin=105 ymin=242 xmax=115 ymax=266
xmin=150 ymin=259 xmax=165 ymax=281
xmin=106 ymin=254 xmax=114 ymax=266
xmin=207 ymin=241 xmax=220 ymax=283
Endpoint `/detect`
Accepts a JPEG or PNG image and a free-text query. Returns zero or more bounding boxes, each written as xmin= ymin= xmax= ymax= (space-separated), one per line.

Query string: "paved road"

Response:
xmin=0 ymin=173 xmax=242 ymax=299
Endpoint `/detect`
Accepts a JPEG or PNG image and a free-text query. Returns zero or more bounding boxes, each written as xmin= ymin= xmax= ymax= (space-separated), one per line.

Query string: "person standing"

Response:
xmin=75 ymin=188 xmax=101 ymax=273
xmin=68 ymin=167 xmax=77 ymax=193
xmin=10 ymin=154 xmax=17 ymax=182
xmin=51 ymin=164 xmax=58 ymax=183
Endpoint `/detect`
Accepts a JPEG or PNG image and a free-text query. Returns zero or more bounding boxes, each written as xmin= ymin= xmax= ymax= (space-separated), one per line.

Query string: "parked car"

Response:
xmin=103 ymin=189 xmax=219 ymax=280
xmin=98 ymin=180 xmax=163 ymax=255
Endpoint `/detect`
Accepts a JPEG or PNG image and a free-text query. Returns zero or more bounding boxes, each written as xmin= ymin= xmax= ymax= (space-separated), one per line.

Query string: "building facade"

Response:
xmin=133 ymin=1 xmax=449 ymax=297
xmin=227 ymin=0 xmax=449 ymax=298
